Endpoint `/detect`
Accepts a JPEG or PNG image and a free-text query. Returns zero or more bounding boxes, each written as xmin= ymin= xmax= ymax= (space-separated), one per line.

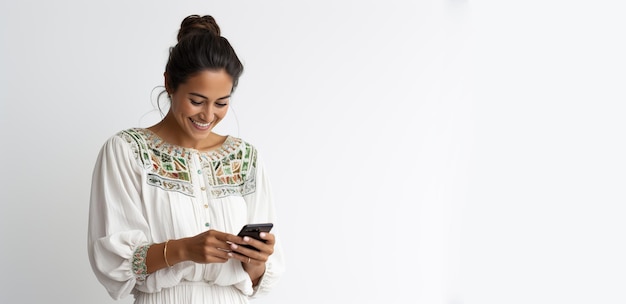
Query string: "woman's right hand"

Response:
xmin=147 ymin=229 xmax=235 ymax=273
xmin=175 ymin=229 xmax=234 ymax=264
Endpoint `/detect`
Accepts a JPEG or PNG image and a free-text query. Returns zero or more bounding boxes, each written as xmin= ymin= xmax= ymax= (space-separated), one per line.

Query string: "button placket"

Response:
xmin=192 ymin=154 xmax=211 ymax=229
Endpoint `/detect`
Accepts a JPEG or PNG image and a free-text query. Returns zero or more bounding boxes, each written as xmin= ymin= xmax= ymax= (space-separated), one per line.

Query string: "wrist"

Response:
xmin=245 ymin=264 xmax=266 ymax=286
xmin=164 ymin=240 xmax=172 ymax=267
xmin=167 ymin=238 xmax=188 ymax=265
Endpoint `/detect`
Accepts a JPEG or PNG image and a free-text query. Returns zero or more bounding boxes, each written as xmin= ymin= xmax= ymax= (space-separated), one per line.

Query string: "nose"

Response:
xmin=200 ymin=103 xmax=215 ymax=122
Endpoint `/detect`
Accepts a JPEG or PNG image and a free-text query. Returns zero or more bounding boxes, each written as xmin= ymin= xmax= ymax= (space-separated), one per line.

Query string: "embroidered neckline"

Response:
xmin=133 ymin=128 xmax=242 ymax=161
xmin=120 ymin=128 xmax=257 ymax=198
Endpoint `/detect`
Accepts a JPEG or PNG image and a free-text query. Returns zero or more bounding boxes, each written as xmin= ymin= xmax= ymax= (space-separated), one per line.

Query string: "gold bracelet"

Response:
xmin=164 ymin=240 xmax=171 ymax=267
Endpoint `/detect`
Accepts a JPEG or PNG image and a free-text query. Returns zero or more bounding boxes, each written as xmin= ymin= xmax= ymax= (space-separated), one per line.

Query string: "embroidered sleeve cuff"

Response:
xmin=132 ymin=244 xmax=151 ymax=283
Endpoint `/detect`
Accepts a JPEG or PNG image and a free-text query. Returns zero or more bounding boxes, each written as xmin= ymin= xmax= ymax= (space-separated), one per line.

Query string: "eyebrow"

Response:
xmin=189 ymin=92 xmax=231 ymax=101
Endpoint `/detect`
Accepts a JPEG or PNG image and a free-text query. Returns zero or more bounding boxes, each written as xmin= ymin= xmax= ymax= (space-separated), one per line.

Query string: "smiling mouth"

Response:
xmin=190 ymin=118 xmax=212 ymax=128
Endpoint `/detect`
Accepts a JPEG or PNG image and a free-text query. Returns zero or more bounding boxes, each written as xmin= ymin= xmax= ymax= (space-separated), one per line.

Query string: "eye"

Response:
xmin=190 ymin=99 xmax=203 ymax=106
xmin=215 ymin=99 xmax=230 ymax=107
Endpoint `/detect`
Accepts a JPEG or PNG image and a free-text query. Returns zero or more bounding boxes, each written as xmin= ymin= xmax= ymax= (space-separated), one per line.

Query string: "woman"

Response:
xmin=87 ymin=14 xmax=284 ymax=304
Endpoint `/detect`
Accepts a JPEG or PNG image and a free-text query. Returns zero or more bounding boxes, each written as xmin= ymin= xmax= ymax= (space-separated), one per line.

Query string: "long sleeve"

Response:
xmin=241 ymin=153 xmax=286 ymax=298
xmin=87 ymin=135 xmax=151 ymax=300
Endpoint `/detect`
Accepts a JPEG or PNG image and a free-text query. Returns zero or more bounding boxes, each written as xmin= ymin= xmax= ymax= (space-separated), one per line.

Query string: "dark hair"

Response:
xmin=164 ymin=15 xmax=244 ymax=93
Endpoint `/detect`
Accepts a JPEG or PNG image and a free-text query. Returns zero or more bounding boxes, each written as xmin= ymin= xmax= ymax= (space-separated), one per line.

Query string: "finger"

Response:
xmin=243 ymin=236 xmax=274 ymax=256
xmin=239 ymin=237 xmax=267 ymax=253
xmin=204 ymin=230 xmax=234 ymax=251
xmin=229 ymin=242 xmax=268 ymax=261
xmin=258 ymin=232 xmax=275 ymax=244
xmin=228 ymin=251 xmax=263 ymax=265
xmin=202 ymin=246 xmax=231 ymax=260
xmin=208 ymin=230 xmax=233 ymax=244
xmin=197 ymin=240 xmax=232 ymax=260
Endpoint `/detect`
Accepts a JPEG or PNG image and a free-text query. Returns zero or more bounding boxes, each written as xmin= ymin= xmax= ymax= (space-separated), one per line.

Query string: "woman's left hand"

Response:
xmin=226 ymin=232 xmax=275 ymax=284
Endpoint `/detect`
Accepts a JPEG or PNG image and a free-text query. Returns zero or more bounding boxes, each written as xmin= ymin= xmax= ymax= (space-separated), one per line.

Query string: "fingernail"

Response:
xmin=231 ymin=243 xmax=238 ymax=250
xmin=243 ymin=236 xmax=250 ymax=242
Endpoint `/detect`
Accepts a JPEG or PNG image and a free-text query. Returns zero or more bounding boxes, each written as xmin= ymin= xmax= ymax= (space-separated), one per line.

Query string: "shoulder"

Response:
xmin=99 ymin=128 xmax=146 ymax=145
xmin=232 ymin=136 xmax=257 ymax=153
xmin=97 ymin=128 xmax=150 ymax=162
xmin=211 ymin=136 xmax=260 ymax=176
xmin=226 ymin=136 xmax=260 ymax=164
xmin=115 ymin=128 xmax=149 ymax=145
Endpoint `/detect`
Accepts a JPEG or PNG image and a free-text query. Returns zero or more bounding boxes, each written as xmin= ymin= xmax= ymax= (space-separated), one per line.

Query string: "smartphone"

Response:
xmin=236 ymin=223 xmax=273 ymax=251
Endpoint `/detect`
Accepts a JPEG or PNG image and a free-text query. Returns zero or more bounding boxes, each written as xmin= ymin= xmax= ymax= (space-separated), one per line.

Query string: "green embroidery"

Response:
xmin=120 ymin=128 xmax=257 ymax=198
xmin=132 ymin=244 xmax=151 ymax=282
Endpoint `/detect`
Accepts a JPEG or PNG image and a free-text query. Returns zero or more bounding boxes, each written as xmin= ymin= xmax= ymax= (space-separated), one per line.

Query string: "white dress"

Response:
xmin=87 ymin=128 xmax=285 ymax=304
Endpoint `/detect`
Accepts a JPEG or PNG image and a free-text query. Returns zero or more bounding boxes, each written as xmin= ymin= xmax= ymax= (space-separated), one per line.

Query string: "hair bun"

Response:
xmin=177 ymin=14 xmax=221 ymax=41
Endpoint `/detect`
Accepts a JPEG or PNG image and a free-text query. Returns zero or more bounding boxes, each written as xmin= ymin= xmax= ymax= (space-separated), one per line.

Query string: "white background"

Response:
xmin=1 ymin=1 xmax=625 ymax=303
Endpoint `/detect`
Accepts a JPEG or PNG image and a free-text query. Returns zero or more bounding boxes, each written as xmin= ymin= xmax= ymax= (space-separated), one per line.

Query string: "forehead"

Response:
xmin=179 ymin=69 xmax=233 ymax=96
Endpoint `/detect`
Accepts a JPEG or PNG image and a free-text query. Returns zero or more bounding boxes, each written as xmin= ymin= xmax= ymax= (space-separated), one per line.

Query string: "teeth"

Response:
xmin=191 ymin=119 xmax=211 ymax=127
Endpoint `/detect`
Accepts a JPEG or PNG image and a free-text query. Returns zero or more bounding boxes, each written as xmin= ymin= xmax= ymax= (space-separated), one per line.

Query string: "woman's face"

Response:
xmin=167 ymin=69 xmax=233 ymax=148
